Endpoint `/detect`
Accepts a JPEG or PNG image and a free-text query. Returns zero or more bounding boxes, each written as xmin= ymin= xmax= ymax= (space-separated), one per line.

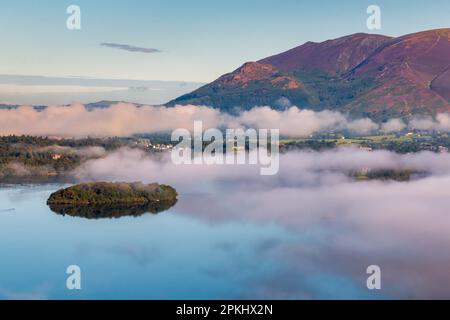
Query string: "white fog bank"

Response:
xmin=2 ymin=103 xmax=450 ymax=137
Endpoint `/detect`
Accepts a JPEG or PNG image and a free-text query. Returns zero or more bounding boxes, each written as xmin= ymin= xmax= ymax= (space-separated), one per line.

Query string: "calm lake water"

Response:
xmin=0 ymin=182 xmax=449 ymax=300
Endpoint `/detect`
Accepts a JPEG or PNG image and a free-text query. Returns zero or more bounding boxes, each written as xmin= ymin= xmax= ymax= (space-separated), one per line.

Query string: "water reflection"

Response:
xmin=48 ymin=199 xmax=177 ymax=219
xmin=2 ymin=179 xmax=450 ymax=299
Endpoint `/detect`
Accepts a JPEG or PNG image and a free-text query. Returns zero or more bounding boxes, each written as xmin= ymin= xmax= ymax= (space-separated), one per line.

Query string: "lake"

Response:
xmin=0 ymin=181 xmax=449 ymax=299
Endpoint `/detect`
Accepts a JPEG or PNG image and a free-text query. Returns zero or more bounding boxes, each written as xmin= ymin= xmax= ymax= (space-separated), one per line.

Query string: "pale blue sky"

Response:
xmin=0 ymin=0 xmax=449 ymax=82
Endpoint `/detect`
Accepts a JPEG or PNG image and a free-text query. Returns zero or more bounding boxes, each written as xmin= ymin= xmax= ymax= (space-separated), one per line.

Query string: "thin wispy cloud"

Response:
xmin=100 ymin=43 xmax=161 ymax=53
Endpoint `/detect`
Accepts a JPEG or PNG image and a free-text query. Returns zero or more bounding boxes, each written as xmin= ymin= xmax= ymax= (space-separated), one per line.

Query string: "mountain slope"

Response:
xmin=259 ymin=33 xmax=391 ymax=74
xmin=168 ymin=29 xmax=450 ymax=121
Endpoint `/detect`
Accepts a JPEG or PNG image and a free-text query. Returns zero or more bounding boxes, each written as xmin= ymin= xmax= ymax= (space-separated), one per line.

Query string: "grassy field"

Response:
xmin=280 ymin=133 xmax=427 ymax=146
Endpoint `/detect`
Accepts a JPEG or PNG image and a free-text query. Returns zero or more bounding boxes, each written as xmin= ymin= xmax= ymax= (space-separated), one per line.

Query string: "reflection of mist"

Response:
xmin=181 ymin=179 xmax=450 ymax=298
xmin=177 ymin=174 xmax=450 ymax=298
xmin=2 ymin=184 xmax=67 ymax=204
xmin=71 ymin=148 xmax=450 ymax=298
xmin=212 ymin=241 xmax=239 ymax=253
xmin=75 ymin=243 xmax=162 ymax=267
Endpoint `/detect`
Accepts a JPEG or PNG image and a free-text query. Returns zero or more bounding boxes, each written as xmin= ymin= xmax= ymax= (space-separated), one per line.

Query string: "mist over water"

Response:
xmin=3 ymin=110 xmax=450 ymax=298
xmin=75 ymin=148 xmax=450 ymax=298
xmin=1 ymin=0 xmax=449 ymax=302
xmin=2 ymin=148 xmax=446 ymax=299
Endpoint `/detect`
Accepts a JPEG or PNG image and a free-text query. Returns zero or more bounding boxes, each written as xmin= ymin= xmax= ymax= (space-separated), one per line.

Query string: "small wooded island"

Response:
xmin=47 ymin=182 xmax=178 ymax=219
xmin=48 ymin=182 xmax=177 ymax=205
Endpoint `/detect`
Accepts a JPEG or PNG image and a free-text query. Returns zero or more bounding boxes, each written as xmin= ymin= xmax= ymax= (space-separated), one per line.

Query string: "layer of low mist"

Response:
xmin=2 ymin=103 xmax=450 ymax=137
xmin=71 ymin=147 xmax=450 ymax=298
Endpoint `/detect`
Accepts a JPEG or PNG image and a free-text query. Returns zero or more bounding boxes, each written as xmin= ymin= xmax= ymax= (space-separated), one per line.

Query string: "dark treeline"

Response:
xmin=0 ymin=135 xmax=134 ymax=149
